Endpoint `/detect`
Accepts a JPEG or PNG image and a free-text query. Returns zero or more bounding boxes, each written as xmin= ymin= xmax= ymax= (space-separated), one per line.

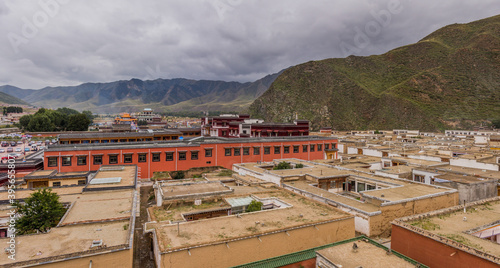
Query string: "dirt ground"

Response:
xmin=133 ymin=185 xmax=155 ymax=268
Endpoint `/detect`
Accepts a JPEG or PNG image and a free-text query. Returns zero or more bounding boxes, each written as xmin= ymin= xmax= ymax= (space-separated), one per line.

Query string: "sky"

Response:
xmin=0 ymin=0 xmax=499 ymax=89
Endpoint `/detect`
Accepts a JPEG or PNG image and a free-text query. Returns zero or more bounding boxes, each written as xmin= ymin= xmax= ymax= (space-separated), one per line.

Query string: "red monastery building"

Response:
xmin=201 ymin=114 xmax=309 ymax=138
xmin=43 ymin=136 xmax=337 ymax=179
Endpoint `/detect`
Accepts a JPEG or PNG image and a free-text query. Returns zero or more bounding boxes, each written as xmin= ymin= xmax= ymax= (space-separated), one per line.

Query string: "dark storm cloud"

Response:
xmin=0 ymin=0 xmax=498 ymax=89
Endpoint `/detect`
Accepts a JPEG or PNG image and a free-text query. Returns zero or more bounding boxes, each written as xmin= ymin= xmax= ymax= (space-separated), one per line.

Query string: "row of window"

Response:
xmin=47 ymin=143 xmax=336 ymax=166
xmin=224 ymin=143 xmax=334 ymax=156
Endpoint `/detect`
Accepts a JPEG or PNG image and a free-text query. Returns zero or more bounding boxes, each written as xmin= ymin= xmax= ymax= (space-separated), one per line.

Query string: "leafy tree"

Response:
xmin=273 ymin=161 xmax=292 ymax=170
xmin=82 ymin=110 xmax=95 ymax=122
xmin=67 ymin=113 xmax=91 ymax=131
xmin=295 ymin=163 xmax=304 ymax=168
xmin=246 ymin=200 xmax=263 ymax=212
xmin=27 ymin=114 xmax=53 ymax=132
xmin=6 ymin=106 xmax=23 ymax=113
xmin=492 ymin=119 xmax=500 ymax=129
xmin=2 ymin=107 xmax=6 ymax=115
xmin=19 ymin=115 xmax=33 ymax=130
xmin=13 ymin=188 xmax=66 ymax=234
xmin=56 ymin=107 xmax=79 ymax=116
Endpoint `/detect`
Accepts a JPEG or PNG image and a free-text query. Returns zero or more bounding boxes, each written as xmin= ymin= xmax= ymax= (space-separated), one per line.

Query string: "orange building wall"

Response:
xmin=44 ymin=139 xmax=337 ymax=179
xmin=391 ymin=225 xmax=499 ymax=268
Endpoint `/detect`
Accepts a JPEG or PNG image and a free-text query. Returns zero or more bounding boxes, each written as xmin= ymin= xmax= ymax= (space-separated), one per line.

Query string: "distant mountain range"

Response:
xmin=250 ymin=14 xmax=500 ymax=131
xmin=0 ymin=71 xmax=282 ymax=113
xmin=0 ymin=88 xmax=30 ymax=106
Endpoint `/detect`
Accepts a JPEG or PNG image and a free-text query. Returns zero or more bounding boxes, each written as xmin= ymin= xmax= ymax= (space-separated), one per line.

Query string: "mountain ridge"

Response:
xmin=0 ymin=71 xmax=283 ymax=113
xmin=249 ymin=14 xmax=500 ymax=131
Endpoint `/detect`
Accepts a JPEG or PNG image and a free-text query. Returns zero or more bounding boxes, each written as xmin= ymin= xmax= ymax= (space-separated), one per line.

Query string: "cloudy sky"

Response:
xmin=0 ymin=0 xmax=499 ymax=89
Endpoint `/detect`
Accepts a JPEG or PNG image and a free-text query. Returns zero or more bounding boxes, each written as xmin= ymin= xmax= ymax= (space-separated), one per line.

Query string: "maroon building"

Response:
xmin=201 ymin=114 xmax=309 ymax=138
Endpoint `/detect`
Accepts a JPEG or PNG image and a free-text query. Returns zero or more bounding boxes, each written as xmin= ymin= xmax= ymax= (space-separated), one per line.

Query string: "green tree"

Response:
xmin=246 ymin=200 xmax=263 ymax=212
xmin=13 ymin=188 xmax=66 ymax=234
xmin=82 ymin=110 xmax=95 ymax=122
xmin=492 ymin=119 xmax=500 ymax=129
xmin=67 ymin=113 xmax=91 ymax=131
xmin=27 ymin=114 xmax=53 ymax=132
xmin=19 ymin=114 xmax=33 ymax=130
xmin=273 ymin=161 xmax=292 ymax=170
xmin=56 ymin=107 xmax=79 ymax=116
xmin=295 ymin=163 xmax=304 ymax=168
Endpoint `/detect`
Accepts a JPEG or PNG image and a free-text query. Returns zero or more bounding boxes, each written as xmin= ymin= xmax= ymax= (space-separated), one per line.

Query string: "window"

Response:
xmin=48 ymin=157 xmax=58 ymax=167
xmin=310 ymin=145 xmax=315 ymax=152
xmin=253 ymin=147 xmax=260 ymax=155
xmin=78 ymin=180 xmax=86 ymax=185
xmin=179 ymin=152 xmax=186 ymax=160
xmin=109 ymin=154 xmax=118 ymax=164
xmin=205 ymin=149 xmax=213 ymax=157
xmin=243 ymin=147 xmax=250 ymax=155
xmin=166 ymin=152 xmax=174 ymax=161
xmin=225 ymin=148 xmax=231 ymax=156
xmin=52 ymin=182 xmax=61 ymax=187
xmin=264 ymin=147 xmax=270 ymax=154
xmin=331 ymin=143 xmax=336 ymax=149
xmin=234 ymin=148 xmax=240 ymax=156
xmin=152 ymin=153 xmax=161 ymax=162
xmin=293 ymin=146 xmax=299 ymax=153
xmin=284 ymin=146 xmax=290 ymax=154
xmin=62 ymin=156 xmax=71 ymax=166
xmin=303 ymin=145 xmax=308 ymax=152
xmin=274 ymin=146 xmax=280 ymax=154
xmin=325 ymin=144 xmax=330 ymax=150
xmin=93 ymin=155 xmax=102 ymax=165
xmin=191 ymin=151 xmax=198 ymax=160
xmin=317 ymin=144 xmax=322 ymax=151
xmin=124 ymin=154 xmax=133 ymax=163
xmin=77 ymin=156 xmax=87 ymax=166
xmin=138 ymin=154 xmax=147 ymax=162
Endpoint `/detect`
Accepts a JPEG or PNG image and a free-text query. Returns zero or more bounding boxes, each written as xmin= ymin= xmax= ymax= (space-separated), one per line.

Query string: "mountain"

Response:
xmin=250 ymin=15 xmax=500 ymax=131
xmin=0 ymin=71 xmax=283 ymax=113
xmin=0 ymin=87 xmax=31 ymax=105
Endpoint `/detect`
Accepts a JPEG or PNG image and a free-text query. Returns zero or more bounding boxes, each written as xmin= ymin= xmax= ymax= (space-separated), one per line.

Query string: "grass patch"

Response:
xmin=410 ymin=220 xmax=440 ymax=230
xmin=217 ymin=169 xmax=233 ymax=177
xmin=439 ymin=233 xmax=484 ymax=250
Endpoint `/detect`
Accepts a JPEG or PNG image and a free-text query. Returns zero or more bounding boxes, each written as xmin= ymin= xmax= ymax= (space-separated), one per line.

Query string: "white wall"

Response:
xmin=449 ymin=158 xmax=499 ymax=171
xmin=347 ymin=147 xmax=358 ymax=155
xmin=363 ymin=148 xmax=382 ymax=157
xmin=412 ymin=169 xmax=440 ymax=184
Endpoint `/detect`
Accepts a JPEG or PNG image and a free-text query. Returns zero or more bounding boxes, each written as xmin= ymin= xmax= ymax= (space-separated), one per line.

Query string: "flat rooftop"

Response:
xmin=316 ymin=238 xmax=416 ymax=268
xmin=60 ymin=190 xmax=134 ymax=225
xmin=86 ymin=165 xmax=136 ymax=189
xmin=146 ymin=189 xmax=352 ymax=252
xmin=363 ymin=184 xmax=449 ymax=202
xmin=0 ymin=221 xmax=129 ymax=264
xmin=397 ymin=197 xmax=500 ymax=263
xmin=160 ymin=181 xmax=231 ymax=199
xmin=46 ymin=135 xmax=338 ymax=152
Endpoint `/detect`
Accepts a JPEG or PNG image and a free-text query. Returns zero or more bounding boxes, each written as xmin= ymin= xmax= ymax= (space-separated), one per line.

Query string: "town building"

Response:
xmin=114 ymin=113 xmax=137 ymax=124
xmin=136 ymin=108 xmax=162 ymax=123
xmin=0 ymin=165 xmax=138 ymax=267
xmin=44 ymin=136 xmax=337 ymax=179
xmin=232 ymin=158 xmax=459 ymax=237
xmin=233 ymin=236 xmax=427 ymax=268
xmin=146 ymin=183 xmax=354 ymax=268
xmin=201 ymin=114 xmax=309 ymax=138
xmin=392 ymin=196 xmax=500 ymax=268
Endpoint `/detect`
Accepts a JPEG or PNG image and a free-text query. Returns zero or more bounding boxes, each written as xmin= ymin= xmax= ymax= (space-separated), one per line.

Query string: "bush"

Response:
xmin=246 ymin=200 xmax=263 ymax=212
xmin=273 ymin=161 xmax=292 ymax=170
xmin=170 ymin=171 xmax=185 ymax=180
xmin=295 ymin=163 xmax=304 ymax=168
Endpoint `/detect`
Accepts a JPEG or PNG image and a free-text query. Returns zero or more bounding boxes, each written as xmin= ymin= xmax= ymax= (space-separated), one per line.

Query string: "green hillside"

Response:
xmin=0 ymin=90 xmax=30 ymax=106
xmin=250 ymin=15 xmax=500 ymax=131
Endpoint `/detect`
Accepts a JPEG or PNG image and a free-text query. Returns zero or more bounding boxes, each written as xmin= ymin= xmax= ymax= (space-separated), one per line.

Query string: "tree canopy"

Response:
xmin=14 ymin=188 xmax=66 ymax=235
xmin=18 ymin=107 xmax=93 ymax=132
xmin=246 ymin=200 xmax=263 ymax=212
xmin=273 ymin=161 xmax=292 ymax=170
